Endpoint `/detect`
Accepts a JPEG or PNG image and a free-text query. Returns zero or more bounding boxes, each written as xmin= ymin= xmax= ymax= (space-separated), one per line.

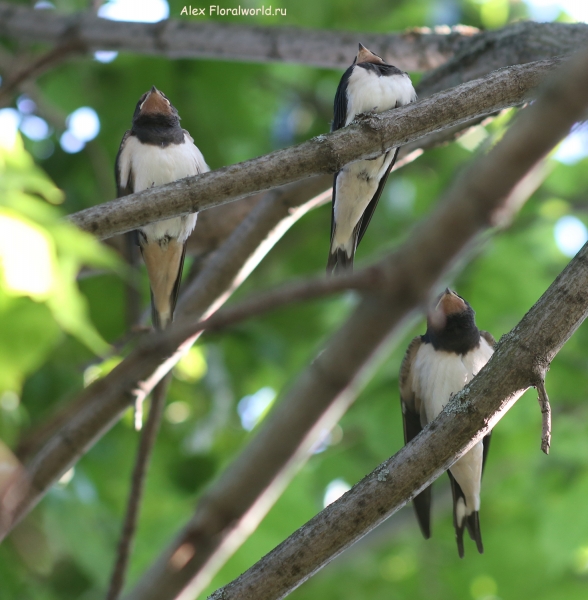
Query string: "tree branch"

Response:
xmin=180 ymin=267 xmax=380 ymax=335
xmin=535 ymin=378 xmax=552 ymax=455
xmin=212 ymin=242 xmax=588 ymax=600
xmin=418 ymin=20 xmax=588 ymax=96
xmin=0 ymin=3 xmax=477 ymax=71
xmin=1 ymin=6 xmax=586 ymax=75
xmin=68 ymin=57 xmax=562 ymax=240
xmin=121 ymin=44 xmax=588 ymax=600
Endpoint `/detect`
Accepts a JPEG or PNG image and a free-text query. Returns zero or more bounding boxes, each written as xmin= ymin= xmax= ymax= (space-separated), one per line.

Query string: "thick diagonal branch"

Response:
xmin=212 ymin=242 xmax=588 ymax=600
xmin=68 ymin=56 xmax=561 ymax=240
xmin=122 ymin=45 xmax=588 ymax=600
xmin=1 ymin=177 xmax=331 ymax=541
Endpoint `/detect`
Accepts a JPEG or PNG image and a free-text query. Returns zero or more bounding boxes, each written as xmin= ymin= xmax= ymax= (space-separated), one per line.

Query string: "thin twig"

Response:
xmin=186 ymin=266 xmax=380 ymax=335
xmin=106 ymin=376 xmax=171 ymax=600
xmin=536 ymin=378 xmax=552 ymax=455
xmin=0 ymin=40 xmax=83 ymax=107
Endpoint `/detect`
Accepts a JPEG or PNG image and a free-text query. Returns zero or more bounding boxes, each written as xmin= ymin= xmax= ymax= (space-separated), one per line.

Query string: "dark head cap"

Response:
xmin=425 ymin=289 xmax=479 ymax=354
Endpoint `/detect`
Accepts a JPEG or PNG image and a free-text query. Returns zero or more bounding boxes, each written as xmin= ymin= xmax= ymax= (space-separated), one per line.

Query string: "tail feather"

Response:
xmin=140 ymin=238 xmax=187 ymax=331
xmin=447 ymin=471 xmax=483 ymax=558
xmin=465 ymin=511 xmax=484 ymax=553
xmin=326 ymin=247 xmax=354 ymax=275
xmin=412 ymin=485 xmax=432 ymax=539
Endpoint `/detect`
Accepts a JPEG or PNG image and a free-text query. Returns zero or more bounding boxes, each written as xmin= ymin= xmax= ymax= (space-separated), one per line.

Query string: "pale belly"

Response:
xmin=332 ymin=152 xmax=394 ymax=248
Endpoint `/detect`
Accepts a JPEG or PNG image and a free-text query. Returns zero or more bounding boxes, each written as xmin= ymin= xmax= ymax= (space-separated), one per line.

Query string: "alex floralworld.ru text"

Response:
xmin=181 ymin=5 xmax=287 ymax=16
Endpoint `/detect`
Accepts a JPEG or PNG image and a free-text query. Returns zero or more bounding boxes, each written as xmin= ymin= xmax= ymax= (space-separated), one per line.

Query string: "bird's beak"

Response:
xmin=427 ymin=289 xmax=465 ymax=329
xmin=356 ymin=43 xmax=384 ymax=65
xmin=139 ymin=86 xmax=172 ymax=115
xmin=435 ymin=289 xmax=466 ymax=316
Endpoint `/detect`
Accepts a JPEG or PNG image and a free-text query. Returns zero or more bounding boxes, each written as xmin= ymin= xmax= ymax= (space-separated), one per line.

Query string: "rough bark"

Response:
xmin=418 ymin=20 xmax=588 ymax=95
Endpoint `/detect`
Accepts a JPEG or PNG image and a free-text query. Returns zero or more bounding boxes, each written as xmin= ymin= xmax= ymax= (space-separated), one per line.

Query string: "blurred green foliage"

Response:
xmin=1 ymin=1 xmax=588 ymax=600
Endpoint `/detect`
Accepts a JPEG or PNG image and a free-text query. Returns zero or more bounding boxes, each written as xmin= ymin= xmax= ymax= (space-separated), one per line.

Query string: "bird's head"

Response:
xmin=133 ymin=86 xmax=179 ymax=122
xmin=355 ymin=43 xmax=386 ymax=66
xmin=427 ymin=288 xmax=474 ymax=333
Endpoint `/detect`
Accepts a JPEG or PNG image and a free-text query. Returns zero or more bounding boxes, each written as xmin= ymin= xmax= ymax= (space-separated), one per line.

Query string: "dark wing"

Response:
xmin=169 ymin=241 xmax=187 ymax=328
xmin=399 ymin=337 xmax=424 ymax=443
xmin=332 ymin=66 xmax=353 ymax=132
xmin=399 ymin=336 xmax=432 ymax=539
xmin=480 ymin=330 xmax=497 ymax=472
xmin=356 ymin=146 xmax=399 ymax=247
xmin=326 ymin=64 xmax=349 ymax=273
xmin=356 ymin=96 xmax=404 ymax=247
xmin=480 ymin=330 xmax=496 ymax=348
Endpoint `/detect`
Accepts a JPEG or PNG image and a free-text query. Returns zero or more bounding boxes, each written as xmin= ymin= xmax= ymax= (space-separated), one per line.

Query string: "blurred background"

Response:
xmin=1 ymin=0 xmax=588 ymax=599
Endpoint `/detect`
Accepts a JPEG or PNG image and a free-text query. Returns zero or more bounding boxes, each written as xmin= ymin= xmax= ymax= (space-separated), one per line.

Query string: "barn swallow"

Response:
xmin=115 ymin=86 xmax=209 ymax=329
xmin=327 ymin=43 xmax=417 ymax=274
xmin=399 ymin=289 xmax=495 ymax=557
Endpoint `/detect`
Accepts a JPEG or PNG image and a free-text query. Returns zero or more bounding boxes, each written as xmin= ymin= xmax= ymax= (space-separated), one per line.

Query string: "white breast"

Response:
xmin=118 ymin=133 xmax=209 ymax=242
xmin=345 ymin=68 xmax=416 ymax=126
xmin=412 ymin=337 xmax=494 ymax=516
xmin=412 ymin=338 xmax=494 ymax=423
xmin=332 ymin=152 xmax=395 ymax=250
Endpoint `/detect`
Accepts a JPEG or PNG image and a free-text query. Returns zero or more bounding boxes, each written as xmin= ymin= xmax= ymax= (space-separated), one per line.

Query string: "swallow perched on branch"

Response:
xmin=399 ymin=289 xmax=495 ymax=557
xmin=115 ymin=86 xmax=209 ymax=329
xmin=327 ymin=43 xmax=417 ymax=274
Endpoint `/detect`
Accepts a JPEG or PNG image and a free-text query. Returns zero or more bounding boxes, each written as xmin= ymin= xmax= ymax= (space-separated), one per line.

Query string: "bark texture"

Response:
xmin=213 ymin=243 xmax=588 ymax=600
